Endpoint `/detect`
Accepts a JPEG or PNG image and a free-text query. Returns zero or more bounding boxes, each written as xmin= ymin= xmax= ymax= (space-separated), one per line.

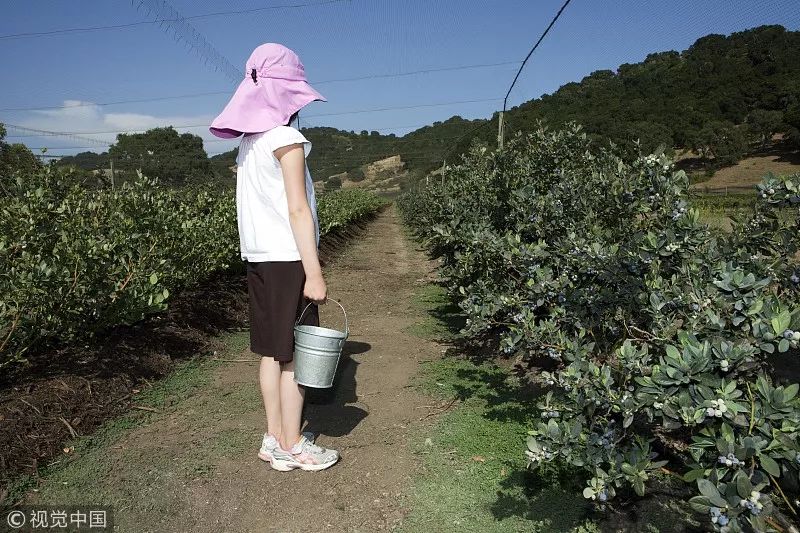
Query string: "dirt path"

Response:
xmin=27 ymin=206 xmax=441 ymax=532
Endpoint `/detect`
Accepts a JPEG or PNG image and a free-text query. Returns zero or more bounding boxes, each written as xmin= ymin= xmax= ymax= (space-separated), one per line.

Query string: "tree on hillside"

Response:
xmin=691 ymin=121 xmax=749 ymax=168
xmin=209 ymin=148 xmax=238 ymax=179
xmin=0 ymin=124 xmax=42 ymax=188
xmin=348 ymin=167 xmax=366 ymax=182
xmin=56 ymin=151 xmax=110 ymax=171
xmin=108 ymin=127 xmax=211 ymax=186
xmin=746 ymin=109 xmax=784 ymax=148
xmin=160 ymin=25 xmax=800 ymax=184
xmin=507 ymin=25 xmax=799 ymax=164
xmin=623 ymin=121 xmax=674 ymax=156
xmin=784 ymin=100 xmax=800 ymax=148
xmin=325 ymin=175 xmax=342 ymax=191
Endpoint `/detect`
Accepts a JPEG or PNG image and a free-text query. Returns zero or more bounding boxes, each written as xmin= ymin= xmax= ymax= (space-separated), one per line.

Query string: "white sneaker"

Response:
xmin=257 ymin=431 xmax=315 ymax=463
xmin=270 ymin=435 xmax=339 ymax=472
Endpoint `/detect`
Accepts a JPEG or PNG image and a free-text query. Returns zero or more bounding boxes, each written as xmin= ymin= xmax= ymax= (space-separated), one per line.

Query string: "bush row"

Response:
xmin=0 ymin=168 xmax=384 ymax=369
xmin=316 ymin=187 xmax=387 ymax=235
xmin=400 ymin=125 xmax=800 ymax=532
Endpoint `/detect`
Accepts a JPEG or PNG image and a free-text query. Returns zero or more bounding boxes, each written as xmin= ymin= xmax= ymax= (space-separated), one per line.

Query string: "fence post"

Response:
xmin=110 ymin=159 xmax=115 ymax=189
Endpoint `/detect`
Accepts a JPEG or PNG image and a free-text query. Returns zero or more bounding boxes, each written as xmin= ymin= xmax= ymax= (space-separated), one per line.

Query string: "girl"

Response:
xmin=210 ymin=43 xmax=339 ymax=472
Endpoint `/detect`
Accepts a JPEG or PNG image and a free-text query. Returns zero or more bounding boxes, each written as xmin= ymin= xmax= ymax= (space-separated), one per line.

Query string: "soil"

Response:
xmin=14 ymin=207 xmax=444 ymax=532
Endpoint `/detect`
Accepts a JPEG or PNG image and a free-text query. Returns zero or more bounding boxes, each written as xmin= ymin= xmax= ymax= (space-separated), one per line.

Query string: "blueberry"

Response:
xmin=598 ymin=490 xmax=608 ymax=502
xmin=791 ymin=274 xmax=800 ymax=284
xmin=784 ymin=329 xmax=795 ymax=339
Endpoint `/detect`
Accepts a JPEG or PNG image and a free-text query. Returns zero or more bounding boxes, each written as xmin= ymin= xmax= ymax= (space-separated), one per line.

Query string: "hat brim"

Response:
xmin=209 ymin=78 xmax=326 ymax=139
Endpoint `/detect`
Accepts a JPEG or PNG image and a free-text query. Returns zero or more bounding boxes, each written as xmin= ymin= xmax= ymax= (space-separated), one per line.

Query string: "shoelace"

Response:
xmin=297 ymin=438 xmax=327 ymax=454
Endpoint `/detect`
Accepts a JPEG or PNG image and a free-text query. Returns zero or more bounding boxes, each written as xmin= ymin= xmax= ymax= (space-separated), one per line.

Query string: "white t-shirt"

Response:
xmin=235 ymin=125 xmax=319 ymax=262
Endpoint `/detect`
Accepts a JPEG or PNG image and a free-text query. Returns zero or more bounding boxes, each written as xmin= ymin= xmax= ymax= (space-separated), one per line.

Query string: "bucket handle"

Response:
xmin=297 ymin=299 xmax=349 ymax=336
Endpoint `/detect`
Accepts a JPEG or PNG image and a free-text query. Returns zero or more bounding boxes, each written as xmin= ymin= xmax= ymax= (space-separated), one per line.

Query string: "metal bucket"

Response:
xmin=293 ymin=299 xmax=349 ymax=388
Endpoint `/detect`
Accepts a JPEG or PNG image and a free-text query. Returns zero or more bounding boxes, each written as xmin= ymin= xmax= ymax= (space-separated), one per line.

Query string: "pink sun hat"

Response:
xmin=209 ymin=43 xmax=326 ymax=139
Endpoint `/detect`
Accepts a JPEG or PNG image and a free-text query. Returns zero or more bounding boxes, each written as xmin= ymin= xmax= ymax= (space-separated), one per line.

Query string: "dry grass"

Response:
xmin=685 ymin=143 xmax=800 ymax=193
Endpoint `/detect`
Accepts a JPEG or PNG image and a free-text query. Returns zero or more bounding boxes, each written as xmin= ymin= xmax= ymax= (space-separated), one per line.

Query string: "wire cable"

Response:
xmin=503 ymin=0 xmax=573 ymax=113
xmin=133 ymin=0 xmax=240 ymax=85
xmin=3 ymin=124 xmax=111 ymax=146
xmin=0 ymin=62 xmax=520 ymax=113
xmin=2 ymin=97 xmax=501 ymax=139
xmin=0 ymin=0 xmax=351 ymax=41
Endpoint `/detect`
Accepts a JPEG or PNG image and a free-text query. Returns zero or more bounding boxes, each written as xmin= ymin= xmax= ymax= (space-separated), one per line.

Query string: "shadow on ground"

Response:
xmin=302 ymin=340 xmax=370 ymax=439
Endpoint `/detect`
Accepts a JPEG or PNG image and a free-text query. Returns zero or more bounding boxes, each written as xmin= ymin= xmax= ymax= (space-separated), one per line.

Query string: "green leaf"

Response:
xmin=547 ymin=419 xmax=560 ymax=439
xmin=735 ymin=472 xmax=753 ymax=499
xmin=697 ymin=479 xmax=727 ymax=507
xmin=682 ymin=469 xmax=706 ymax=482
xmin=772 ymin=310 xmax=790 ymax=335
xmin=149 ymin=273 xmax=158 ymax=285
xmin=623 ymin=413 xmax=633 ymax=428
xmin=778 ymin=339 xmax=790 ymax=353
xmin=723 ymin=380 xmax=736 ymax=394
xmin=688 ymin=496 xmax=711 ymax=513
xmin=665 ymin=345 xmax=681 ymax=360
xmin=526 ymin=437 xmax=541 ymax=453
xmin=746 ymin=299 xmax=763 ymax=316
xmin=784 ymin=383 xmax=798 ymax=402
xmin=759 ymin=454 xmax=780 ymax=477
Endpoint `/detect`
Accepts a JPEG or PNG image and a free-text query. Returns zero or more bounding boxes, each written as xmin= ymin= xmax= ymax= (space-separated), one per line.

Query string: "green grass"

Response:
xmin=691 ymin=192 xmax=796 ymax=232
xmin=401 ymin=281 xmax=707 ymax=533
xmin=400 ymin=283 xmax=596 ymax=533
xmin=404 ymin=282 xmax=465 ymax=340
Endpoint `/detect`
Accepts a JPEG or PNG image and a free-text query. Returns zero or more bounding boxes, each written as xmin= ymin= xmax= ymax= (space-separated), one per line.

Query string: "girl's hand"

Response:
xmin=304 ymin=274 xmax=327 ymax=304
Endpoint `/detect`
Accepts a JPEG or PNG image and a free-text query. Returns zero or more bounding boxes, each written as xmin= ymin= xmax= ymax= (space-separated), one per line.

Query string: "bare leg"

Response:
xmin=278 ymin=359 xmax=305 ymax=451
xmin=259 ymin=357 xmax=282 ymax=440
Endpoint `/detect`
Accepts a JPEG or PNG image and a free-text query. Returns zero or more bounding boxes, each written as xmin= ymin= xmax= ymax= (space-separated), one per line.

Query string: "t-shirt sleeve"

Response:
xmin=266 ymin=126 xmax=311 ymax=158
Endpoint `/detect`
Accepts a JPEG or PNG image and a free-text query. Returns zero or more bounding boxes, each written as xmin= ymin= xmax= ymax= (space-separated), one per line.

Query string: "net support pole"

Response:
xmin=497 ymin=111 xmax=505 ymax=149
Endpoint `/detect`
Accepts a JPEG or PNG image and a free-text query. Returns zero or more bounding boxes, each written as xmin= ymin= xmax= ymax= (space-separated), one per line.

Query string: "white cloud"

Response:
xmin=17 ymin=100 xmax=237 ymax=155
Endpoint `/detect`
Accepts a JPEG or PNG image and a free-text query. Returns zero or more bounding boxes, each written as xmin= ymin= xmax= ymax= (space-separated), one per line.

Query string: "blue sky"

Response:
xmin=1 ymin=0 xmax=798 ymax=158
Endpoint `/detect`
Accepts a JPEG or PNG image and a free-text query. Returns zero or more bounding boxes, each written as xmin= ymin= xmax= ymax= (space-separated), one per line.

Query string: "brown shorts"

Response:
xmin=246 ymin=260 xmax=320 ymax=362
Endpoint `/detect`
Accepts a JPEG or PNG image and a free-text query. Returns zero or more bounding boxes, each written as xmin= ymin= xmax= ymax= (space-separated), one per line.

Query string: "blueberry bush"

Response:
xmin=316 ymin=188 xmax=387 ymax=235
xmin=400 ymin=125 xmax=800 ymax=531
xmin=0 ymin=167 xmax=385 ymax=369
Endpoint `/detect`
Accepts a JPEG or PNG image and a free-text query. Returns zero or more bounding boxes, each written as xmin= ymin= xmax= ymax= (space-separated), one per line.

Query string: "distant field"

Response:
xmin=686 ymin=144 xmax=800 ymax=194
xmin=685 ymin=144 xmax=799 ymax=231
